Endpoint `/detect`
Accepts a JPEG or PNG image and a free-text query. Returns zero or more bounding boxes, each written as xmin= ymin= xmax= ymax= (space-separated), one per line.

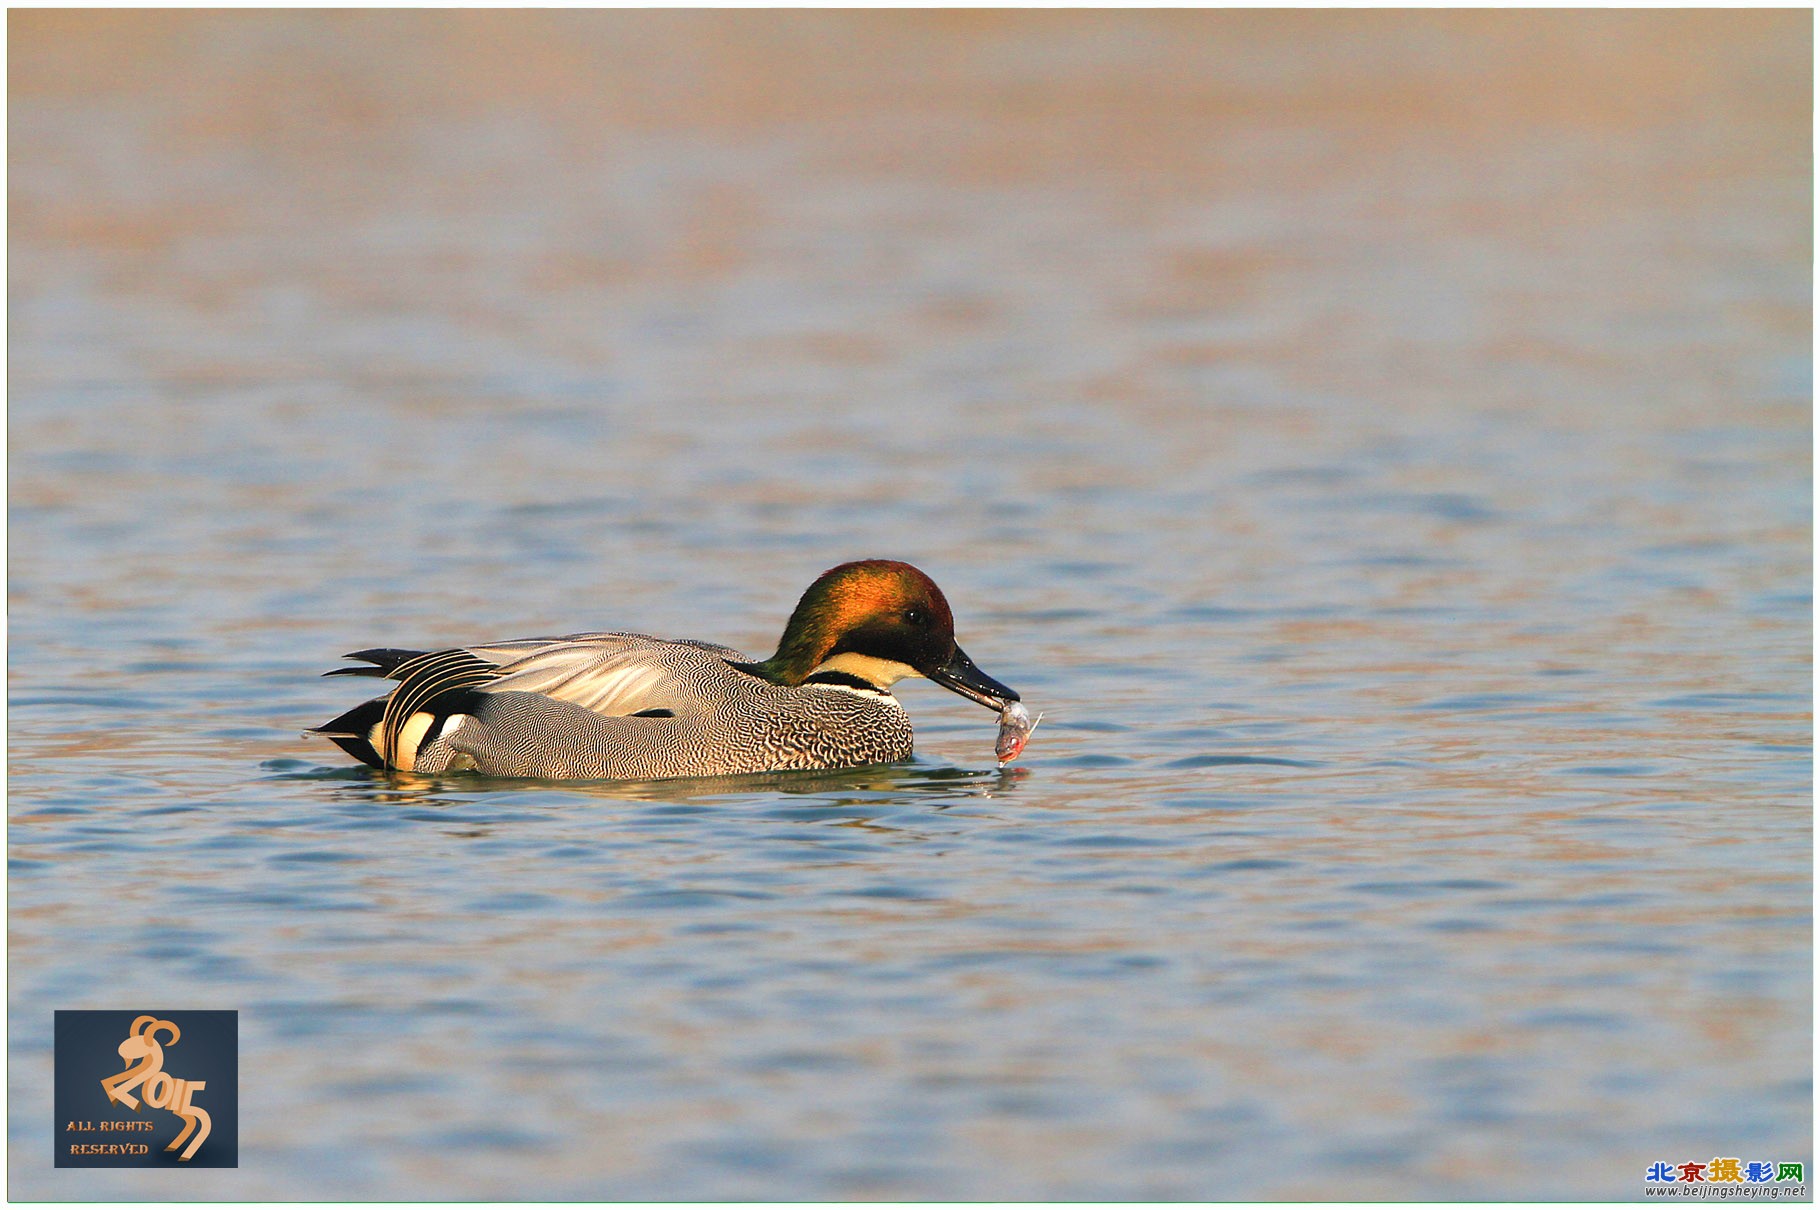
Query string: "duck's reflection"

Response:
xmin=279 ymin=758 xmax=1031 ymax=818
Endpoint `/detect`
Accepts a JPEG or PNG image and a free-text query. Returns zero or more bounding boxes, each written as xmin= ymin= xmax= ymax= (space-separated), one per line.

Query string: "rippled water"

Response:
xmin=9 ymin=11 xmax=1811 ymax=1200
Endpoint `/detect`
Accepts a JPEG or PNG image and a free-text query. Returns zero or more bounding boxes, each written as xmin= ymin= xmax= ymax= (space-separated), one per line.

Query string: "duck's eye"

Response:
xmin=904 ymin=607 xmax=927 ymax=627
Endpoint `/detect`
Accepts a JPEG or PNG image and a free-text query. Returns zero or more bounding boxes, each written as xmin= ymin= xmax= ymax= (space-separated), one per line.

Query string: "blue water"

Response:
xmin=9 ymin=11 xmax=1811 ymax=1199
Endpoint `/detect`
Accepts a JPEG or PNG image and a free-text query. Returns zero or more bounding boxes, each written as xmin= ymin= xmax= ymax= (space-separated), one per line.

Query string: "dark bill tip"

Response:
xmin=928 ymin=644 xmax=1020 ymax=710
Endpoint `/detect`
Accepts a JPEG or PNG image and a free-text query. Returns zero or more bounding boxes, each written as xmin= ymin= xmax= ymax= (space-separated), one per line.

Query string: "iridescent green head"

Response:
xmin=748 ymin=559 xmax=1018 ymax=709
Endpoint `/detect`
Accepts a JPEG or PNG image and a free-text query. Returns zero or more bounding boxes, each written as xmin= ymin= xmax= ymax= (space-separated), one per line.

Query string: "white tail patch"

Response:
xmin=391 ymin=712 xmax=467 ymax=771
xmin=392 ymin=713 xmax=434 ymax=771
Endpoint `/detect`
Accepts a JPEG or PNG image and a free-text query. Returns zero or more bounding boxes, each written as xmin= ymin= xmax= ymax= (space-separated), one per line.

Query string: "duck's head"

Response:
xmin=750 ymin=559 xmax=1019 ymax=709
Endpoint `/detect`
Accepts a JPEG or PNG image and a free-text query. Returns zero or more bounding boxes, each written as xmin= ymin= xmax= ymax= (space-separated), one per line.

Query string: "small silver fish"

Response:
xmin=995 ymin=700 xmax=1041 ymax=767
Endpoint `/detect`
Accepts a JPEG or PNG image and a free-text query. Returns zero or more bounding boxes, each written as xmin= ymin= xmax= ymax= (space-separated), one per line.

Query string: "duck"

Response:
xmin=311 ymin=559 xmax=1021 ymax=780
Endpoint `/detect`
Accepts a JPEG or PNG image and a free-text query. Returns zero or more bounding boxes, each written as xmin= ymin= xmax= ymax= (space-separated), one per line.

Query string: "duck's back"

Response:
xmin=397 ymin=632 xmax=915 ymax=779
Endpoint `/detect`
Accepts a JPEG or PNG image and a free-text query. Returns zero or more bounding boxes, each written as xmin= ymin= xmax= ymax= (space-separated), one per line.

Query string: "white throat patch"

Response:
xmin=811 ymin=652 xmax=921 ymax=690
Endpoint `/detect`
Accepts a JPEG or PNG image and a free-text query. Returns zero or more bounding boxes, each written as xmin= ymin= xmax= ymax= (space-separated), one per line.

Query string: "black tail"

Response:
xmin=308 ymin=698 xmax=387 ymax=769
xmin=322 ymin=648 xmax=426 ymax=679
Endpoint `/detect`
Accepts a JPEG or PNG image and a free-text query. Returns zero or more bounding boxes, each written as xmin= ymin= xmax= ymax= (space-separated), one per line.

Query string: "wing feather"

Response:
xmin=347 ymin=632 xmax=753 ymax=769
xmin=380 ymin=649 xmax=496 ymax=762
xmin=479 ymin=633 xmax=748 ymax=716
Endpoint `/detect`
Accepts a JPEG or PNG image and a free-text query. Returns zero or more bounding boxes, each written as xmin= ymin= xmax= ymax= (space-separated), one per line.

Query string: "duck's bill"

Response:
xmin=929 ymin=645 xmax=1020 ymax=710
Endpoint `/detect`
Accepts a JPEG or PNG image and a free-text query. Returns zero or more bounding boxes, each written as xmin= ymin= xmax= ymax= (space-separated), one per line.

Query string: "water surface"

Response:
xmin=9 ymin=11 xmax=1810 ymax=1199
